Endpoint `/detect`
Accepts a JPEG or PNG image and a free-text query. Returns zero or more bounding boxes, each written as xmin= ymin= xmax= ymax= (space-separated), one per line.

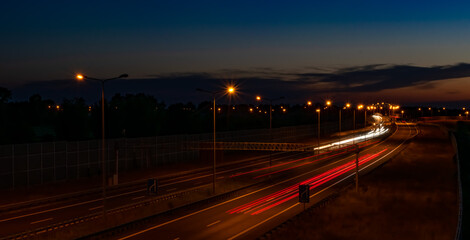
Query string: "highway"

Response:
xmin=0 ymin=125 xmax=399 ymax=239
xmin=107 ymin=123 xmax=418 ymax=240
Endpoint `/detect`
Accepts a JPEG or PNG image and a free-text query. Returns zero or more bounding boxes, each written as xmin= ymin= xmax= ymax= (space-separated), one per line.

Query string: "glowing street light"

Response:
xmin=326 ymin=100 xmax=332 ymax=106
xmin=307 ymin=101 xmax=312 ymax=106
xmin=257 ymin=95 xmax=284 ymax=172
xmin=75 ymin=72 xmax=128 ymax=218
xmin=197 ymin=86 xmax=237 ymax=193
xmin=316 ymin=109 xmax=321 ymax=147
xmin=339 ymin=103 xmax=351 ymax=147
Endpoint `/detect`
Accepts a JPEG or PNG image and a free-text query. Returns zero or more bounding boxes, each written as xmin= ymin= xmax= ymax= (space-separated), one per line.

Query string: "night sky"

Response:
xmin=2 ymin=1 xmax=470 ymax=105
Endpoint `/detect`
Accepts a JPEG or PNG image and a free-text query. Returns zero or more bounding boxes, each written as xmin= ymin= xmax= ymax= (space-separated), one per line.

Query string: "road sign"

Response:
xmin=299 ymin=184 xmax=310 ymax=203
xmin=147 ymin=178 xmax=158 ymax=195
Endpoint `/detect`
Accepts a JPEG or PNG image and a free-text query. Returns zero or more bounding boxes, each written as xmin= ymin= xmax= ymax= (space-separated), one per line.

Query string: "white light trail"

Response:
xmin=314 ymin=127 xmax=389 ymax=151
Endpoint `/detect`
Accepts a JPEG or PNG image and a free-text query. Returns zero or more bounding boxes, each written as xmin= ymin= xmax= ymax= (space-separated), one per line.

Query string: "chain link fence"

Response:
xmin=0 ymin=122 xmax=344 ymax=189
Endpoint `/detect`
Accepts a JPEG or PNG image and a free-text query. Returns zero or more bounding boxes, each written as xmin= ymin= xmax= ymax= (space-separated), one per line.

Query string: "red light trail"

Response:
xmin=228 ymin=148 xmax=387 ymax=215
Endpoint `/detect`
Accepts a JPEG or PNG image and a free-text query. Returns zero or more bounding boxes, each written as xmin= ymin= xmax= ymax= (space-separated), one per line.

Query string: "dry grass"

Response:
xmin=269 ymin=125 xmax=458 ymax=240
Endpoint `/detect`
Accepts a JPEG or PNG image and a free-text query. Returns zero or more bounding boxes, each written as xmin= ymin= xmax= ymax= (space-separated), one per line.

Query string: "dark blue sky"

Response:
xmin=2 ymin=1 xmax=470 ymax=105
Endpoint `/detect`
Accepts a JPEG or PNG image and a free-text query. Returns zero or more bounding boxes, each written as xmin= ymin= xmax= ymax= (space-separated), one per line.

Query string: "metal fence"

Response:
xmin=0 ymin=122 xmax=343 ymax=189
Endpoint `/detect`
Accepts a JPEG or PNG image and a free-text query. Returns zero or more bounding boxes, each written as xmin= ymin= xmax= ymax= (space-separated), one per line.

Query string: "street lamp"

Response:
xmin=256 ymin=95 xmax=284 ymax=173
xmin=356 ymin=104 xmax=364 ymax=131
xmin=339 ymin=103 xmax=351 ymax=148
xmin=75 ymin=73 xmax=128 ymax=219
xmin=197 ymin=86 xmax=236 ymax=193
xmin=466 ymin=111 xmax=469 ymax=120
xmin=316 ymin=109 xmax=321 ymax=147
xmin=256 ymin=96 xmax=284 ymax=131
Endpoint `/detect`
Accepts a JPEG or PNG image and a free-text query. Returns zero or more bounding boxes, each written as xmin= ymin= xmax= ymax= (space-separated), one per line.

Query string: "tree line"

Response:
xmin=1 ymin=87 xmax=347 ymax=145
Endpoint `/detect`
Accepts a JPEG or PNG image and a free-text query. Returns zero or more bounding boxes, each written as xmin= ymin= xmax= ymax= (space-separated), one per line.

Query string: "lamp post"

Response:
xmin=256 ymin=96 xmax=284 ymax=171
xmin=76 ymin=73 xmax=128 ymax=219
xmin=364 ymin=107 xmax=367 ymax=128
xmin=356 ymin=104 xmax=364 ymax=131
xmin=339 ymin=103 xmax=351 ymax=148
xmin=197 ymin=86 xmax=236 ymax=193
xmin=316 ymin=108 xmax=321 ymax=147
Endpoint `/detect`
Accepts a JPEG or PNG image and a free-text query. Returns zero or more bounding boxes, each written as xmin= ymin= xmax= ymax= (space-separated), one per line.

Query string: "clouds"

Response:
xmin=7 ymin=63 xmax=470 ymax=105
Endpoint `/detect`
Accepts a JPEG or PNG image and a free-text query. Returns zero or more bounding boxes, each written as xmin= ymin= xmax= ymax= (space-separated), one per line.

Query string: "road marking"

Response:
xmin=117 ymin=145 xmax=384 ymax=240
xmin=173 ymin=238 xmax=180 ymax=240
xmin=217 ymin=176 xmax=225 ymax=179
xmin=206 ymin=220 xmax=221 ymax=227
xmin=0 ymin=188 xmax=145 ymax=223
xmin=30 ymin=217 xmax=53 ymax=225
xmin=227 ymin=137 xmax=413 ymax=240
xmin=132 ymin=196 xmax=145 ymax=201
xmin=88 ymin=205 xmax=103 ymax=211
xmin=120 ymin=125 xmax=409 ymax=240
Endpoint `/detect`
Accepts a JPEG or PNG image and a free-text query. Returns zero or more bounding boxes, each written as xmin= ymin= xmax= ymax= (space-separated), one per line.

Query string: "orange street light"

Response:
xmin=227 ymin=86 xmax=235 ymax=94
xmin=307 ymin=101 xmax=312 ymax=106
xmin=256 ymin=96 xmax=261 ymax=101
xmin=74 ymin=72 xmax=128 ymax=218
xmin=346 ymin=103 xmax=351 ymax=108
xmin=197 ymin=85 xmax=240 ymax=193
xmin=326 ymin=100 xmax=331 ymax=106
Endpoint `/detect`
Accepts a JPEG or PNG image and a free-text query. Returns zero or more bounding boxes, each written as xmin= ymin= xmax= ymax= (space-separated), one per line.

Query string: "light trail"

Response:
xmin=228 ymin=149 xmax=387 ymax=215
xmin=230 ymin=139 xmax=378 ymax=179
xmin=314 ymin=127 xmax=389 ymax=150
xmin=230 ymin=127 xmax=389 ymax=179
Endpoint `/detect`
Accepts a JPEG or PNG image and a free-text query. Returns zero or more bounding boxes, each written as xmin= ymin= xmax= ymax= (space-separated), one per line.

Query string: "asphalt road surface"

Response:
xmin=110 ymin=123 xmax=418 ymax=240
xmin=0 ymin=127 xmax=391 ymax=238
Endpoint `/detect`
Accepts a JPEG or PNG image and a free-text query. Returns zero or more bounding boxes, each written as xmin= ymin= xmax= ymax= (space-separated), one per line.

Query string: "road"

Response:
xmin=0 ymin=126 xmax=395 ymax=239
xmin=109 ymin=123 xmax=418 ymax=240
